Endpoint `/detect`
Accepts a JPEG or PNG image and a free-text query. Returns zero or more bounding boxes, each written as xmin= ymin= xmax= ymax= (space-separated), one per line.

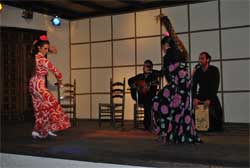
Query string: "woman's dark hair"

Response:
xmin=161 ymin=35 xmax=186 ymax=63
xmin=31 ymin=39 xmax=50 ymax=56
xmin=160 ymin=16 xmax=188 ymax=61
xmin=161 ymin=36 xmax=177 ymax=50
xmin=29 ymin=39 xmax=50 ymax=77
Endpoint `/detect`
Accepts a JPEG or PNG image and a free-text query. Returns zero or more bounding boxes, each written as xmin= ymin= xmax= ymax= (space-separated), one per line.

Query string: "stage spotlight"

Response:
xmin=51 ymin=16 xmax=61 ymax=26
xmin=0 ymin=3 xmax=3 ymax=12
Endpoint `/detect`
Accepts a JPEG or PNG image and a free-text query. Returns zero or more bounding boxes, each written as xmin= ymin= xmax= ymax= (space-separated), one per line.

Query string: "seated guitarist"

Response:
xmin=128 ymin=60 xmax=162 ymax=131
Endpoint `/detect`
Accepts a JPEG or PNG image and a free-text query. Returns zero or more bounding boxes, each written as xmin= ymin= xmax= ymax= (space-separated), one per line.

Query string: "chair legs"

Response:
xmin=73 ymin=109 xmax=77 ymax=127
xmin=122 ymin=112 xmax=124 ymax=128
xmin=134 ymin=104 xmax=144 ymax=129
xmin=134 ymin=104 xmax=138 ymax=128
xmin=99 ymin=105 xmax=125 ymax=128
xmin=98 ymin=105 xmax=101 ymax=128
xmin=111 ymin=109 xmax=115 ymax=128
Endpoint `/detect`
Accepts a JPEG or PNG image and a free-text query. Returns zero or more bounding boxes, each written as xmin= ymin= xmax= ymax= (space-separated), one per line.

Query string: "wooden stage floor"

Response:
xmin=1 ymin=120 xmax=249 ymax=167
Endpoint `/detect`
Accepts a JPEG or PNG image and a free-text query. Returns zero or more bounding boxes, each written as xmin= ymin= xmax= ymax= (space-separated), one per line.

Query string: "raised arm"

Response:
xmin=156 ymin=14 xmax=188 ymax=61
xmin=42 ymin=57 xmax=63 ymax=81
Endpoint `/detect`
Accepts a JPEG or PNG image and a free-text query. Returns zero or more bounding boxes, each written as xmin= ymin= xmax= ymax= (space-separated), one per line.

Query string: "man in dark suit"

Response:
xmin=192 ymin=52 xmax=223 ymax=132
xmin=128 ymin=60 xmax=161 ymax=131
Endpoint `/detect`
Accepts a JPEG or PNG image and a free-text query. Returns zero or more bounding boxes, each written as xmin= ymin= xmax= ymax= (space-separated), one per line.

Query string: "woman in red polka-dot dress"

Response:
xmin=29 ymin=35 xmax=70 ymax=138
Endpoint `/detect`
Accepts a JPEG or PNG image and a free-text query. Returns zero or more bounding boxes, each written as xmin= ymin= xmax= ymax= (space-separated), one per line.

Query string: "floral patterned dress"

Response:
xmin=29 ymin=53 xmax=71 ymax=137
xmin=152 ymin=48 xmax=201 ymax=143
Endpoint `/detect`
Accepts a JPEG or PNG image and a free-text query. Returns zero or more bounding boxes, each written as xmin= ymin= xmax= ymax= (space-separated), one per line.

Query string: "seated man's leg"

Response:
xmin=143 ymin=99 xmax=152 ymax=130
xmin=209 ymin=97 xmax=223 ymax=131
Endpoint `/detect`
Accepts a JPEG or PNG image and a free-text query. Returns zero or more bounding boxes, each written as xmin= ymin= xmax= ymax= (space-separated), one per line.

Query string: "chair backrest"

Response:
xmin=55 ymin=80 xmax=77 ymax=126
xmin=56 ymin=79 xmax=76 ymax=111
xmin=110 ymin=78 xmax=125 ymax=108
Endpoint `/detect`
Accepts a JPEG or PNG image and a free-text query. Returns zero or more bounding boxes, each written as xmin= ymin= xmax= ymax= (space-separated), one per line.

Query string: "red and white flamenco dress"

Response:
xmin=29 ymin=53 xmax=71 ymax=137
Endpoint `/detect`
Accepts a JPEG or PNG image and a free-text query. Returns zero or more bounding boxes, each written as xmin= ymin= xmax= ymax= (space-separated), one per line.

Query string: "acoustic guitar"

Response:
xmin=130 ymin=79 xmax=158 ymax=104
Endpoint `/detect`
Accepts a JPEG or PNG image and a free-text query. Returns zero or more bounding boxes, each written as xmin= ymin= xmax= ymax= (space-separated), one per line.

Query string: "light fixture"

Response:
xmin=22 ymin=9 xmax=33 ymax=19
xmin=51 ymin=16 xmax=61 ymax=26
xmin=0 ymin=3 xmax=3 ymax=12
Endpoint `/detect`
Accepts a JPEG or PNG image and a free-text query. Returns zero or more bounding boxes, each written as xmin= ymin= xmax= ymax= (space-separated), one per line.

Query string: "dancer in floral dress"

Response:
xmin=152 ymin=15 xmax=201 ymax=144
xmin=29 ymin=35 xmax=70 ymax=138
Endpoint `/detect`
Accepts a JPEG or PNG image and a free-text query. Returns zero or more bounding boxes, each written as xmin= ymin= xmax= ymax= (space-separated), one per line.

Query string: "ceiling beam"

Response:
xmin=33 ymin=1 xmax=86 ymax=18
xmin=117 ymin=0 xmax=143 ymax=9
xmin=72 ymin=0 xmax=112 ymax=13
xmin=2 ymin=0 xmax=215 ymax=20
xmin=2 ymin=1 xmax=85 ymax=19
xmin=46 ymin=0 xmax=96 ymax=13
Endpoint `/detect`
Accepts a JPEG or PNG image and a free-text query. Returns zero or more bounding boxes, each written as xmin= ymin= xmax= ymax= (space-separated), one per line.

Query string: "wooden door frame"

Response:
xmin=0 ymin=26 xmax=46 ymax=120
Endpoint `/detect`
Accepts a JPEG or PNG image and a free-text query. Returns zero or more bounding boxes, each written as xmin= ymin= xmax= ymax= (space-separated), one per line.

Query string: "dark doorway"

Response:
xmin=0 ymin=27 xmax=46 ymax=121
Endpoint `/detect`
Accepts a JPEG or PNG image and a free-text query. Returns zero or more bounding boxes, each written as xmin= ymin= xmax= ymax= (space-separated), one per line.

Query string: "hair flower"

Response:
xmin=39 ymin=35 xmax=48 ymax=41
xmin=163 ymin=31 xmax=170 ymax=37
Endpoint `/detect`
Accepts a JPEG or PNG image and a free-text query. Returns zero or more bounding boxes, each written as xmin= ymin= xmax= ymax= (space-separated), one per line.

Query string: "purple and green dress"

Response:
xmin=152 ymin=48 xmax=201 ymax=143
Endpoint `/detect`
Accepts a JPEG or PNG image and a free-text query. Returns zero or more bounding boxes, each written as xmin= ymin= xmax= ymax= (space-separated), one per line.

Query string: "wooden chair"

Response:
xmin=99 ymin=78 xmax=125 ymax=128
xmin=132 ymin=85 xmax=144 ymax=128
xmin=56 ymin=79 xmax=77 ymax=126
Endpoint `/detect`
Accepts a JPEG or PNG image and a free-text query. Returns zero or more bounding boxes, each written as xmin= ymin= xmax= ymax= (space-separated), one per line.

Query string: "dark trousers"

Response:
xmin=142 ymin=99 xmax=152 ymax=130
xmin=209 ymin=96 xmax=223 ymax=131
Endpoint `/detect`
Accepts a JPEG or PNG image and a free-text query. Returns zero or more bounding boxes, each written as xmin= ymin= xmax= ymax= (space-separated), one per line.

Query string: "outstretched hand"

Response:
xmin=155 ymin=13 xmax=166 ymax=23
xmin=55 ymin=80 xmax=63 ymax=88
xmin=49 ymin=45 xmax=58 ymax=54
xmin=58 ymin=80 xmax=63 ymax=87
